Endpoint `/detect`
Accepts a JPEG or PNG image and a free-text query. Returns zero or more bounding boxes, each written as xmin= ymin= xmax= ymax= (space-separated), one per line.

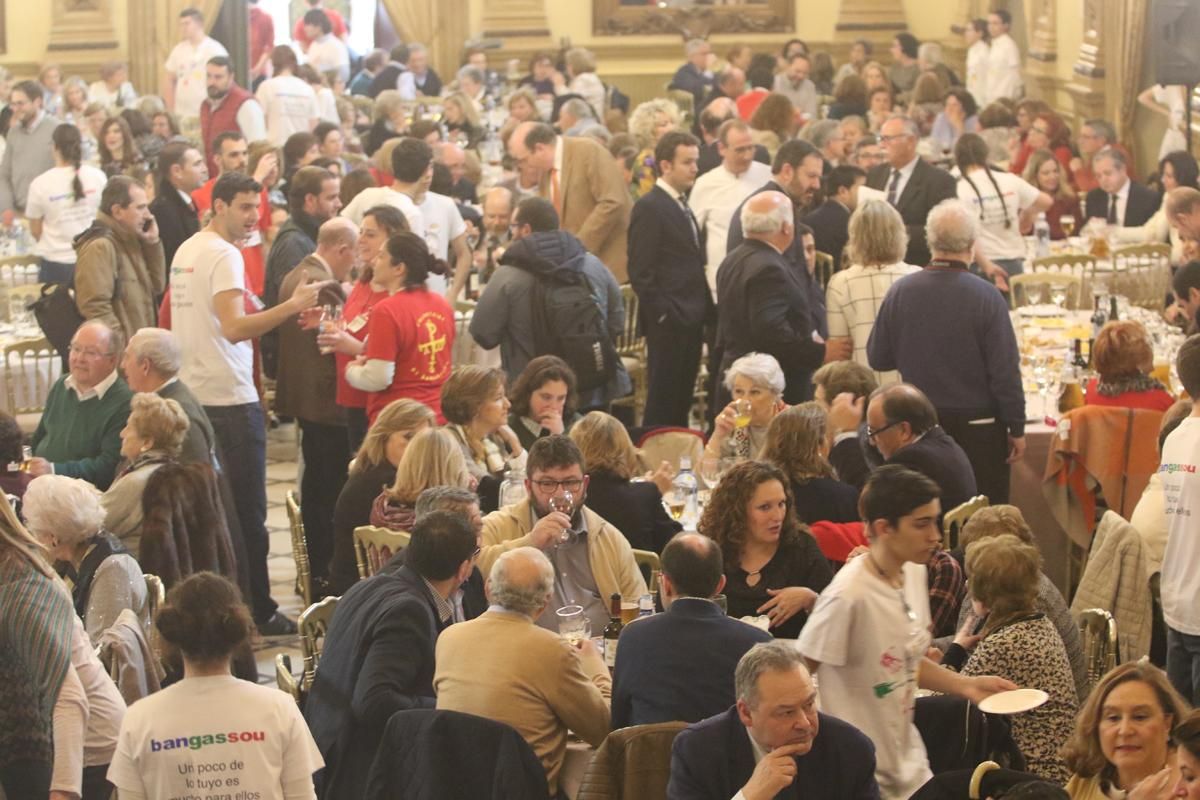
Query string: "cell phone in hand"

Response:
xmin=142 ymin=217 xmax=154 ymax=232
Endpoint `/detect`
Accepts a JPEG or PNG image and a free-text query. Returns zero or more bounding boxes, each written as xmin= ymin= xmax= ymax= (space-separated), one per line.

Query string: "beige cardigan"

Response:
xmin=480 ymin=498 xmax=648 ymax=603
xmin=1070 ymin=510 xmax=1153 ymax=664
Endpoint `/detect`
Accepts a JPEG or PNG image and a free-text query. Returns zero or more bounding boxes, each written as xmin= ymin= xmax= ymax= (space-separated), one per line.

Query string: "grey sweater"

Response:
xmin=0 ymin=112 xmax=58 ymax=212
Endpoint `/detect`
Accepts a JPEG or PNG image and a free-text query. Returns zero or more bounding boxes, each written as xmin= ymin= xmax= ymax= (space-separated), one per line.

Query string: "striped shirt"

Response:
xmin=825 ymin=261 xmax=921 ymax=384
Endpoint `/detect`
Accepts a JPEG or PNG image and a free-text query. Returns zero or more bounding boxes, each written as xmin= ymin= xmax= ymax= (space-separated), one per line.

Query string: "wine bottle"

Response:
xmin=1109 ymin=295 xmax=1119 ymax=322
xmin=1091 ymin=295 xmax=1107 ymax=338
xmin=603 ymin=593 xmax=623 ymax=670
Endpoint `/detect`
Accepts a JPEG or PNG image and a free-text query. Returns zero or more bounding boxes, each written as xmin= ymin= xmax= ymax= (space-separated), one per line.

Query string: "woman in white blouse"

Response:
xmin=1113 ymin=150 xmax=1198 ymax=265
xmin=825 ymin=199 xmax=919 ymax=385
xmin=964 ymin=19 xmax=990 ymax=109
xmin=554 ymin=47 xmax=606 ymax=119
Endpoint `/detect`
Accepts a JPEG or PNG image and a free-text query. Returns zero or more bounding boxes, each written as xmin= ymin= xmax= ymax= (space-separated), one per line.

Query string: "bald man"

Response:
xmin=436 ymin=141 xmax=477 ymax=205
xmin=276 ymin=216 xmax=357 ymax=588
xmin=475 ymin=186 xmax=514 ymax=277
xmin=715 ymin=191 xmax=828 ymax=405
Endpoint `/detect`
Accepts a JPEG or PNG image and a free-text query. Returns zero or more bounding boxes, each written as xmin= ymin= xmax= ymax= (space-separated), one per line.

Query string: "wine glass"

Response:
xmin=549 ymin=490 xmax=574 ymax=543
xmin=1048 ymin=282 xmax=1069 ymax=308
xmin=699 ymin=456 xmax=720 ymax=489
xmin=732 ymin=398 xmax=752 ymax=429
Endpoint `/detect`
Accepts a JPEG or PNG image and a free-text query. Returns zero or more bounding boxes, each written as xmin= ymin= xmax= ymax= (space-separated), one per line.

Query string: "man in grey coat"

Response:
xmin=470 ymin=197 xmax=630 ymax=409
xmin=0 ymin=80 xmax=58 ymax=213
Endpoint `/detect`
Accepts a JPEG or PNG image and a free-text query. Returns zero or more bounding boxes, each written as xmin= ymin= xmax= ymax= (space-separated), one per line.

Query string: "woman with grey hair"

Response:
xmin=705 ymin=352 xmax=787 ymax=462
xmin=23 ymin=474 xmax=149 ymax=644
xmin=825 ymin=199 xmax=919 ymax=384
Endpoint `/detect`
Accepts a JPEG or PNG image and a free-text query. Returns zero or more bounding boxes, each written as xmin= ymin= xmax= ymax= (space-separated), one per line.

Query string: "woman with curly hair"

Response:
xmin=761 ymin=403 xmax=859 ymax=524
xmin=1011 ymin=110 xmax=1073 ymax=177
xmin=627 ymin=98 xmax=682 ymax=197
xmin=748 ymin=93 xmax=798 ymax=159
xmin=698 ymin=460 xmax=832 ymax=638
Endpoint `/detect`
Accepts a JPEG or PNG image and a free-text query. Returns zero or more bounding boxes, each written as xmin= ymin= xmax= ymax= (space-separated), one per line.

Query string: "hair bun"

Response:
xmin=428 ymin=255 xmax=448 ymax=276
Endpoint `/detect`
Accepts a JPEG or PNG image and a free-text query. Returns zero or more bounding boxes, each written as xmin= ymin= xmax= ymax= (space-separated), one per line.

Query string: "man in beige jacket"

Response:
xmin=435 ymin=546 xmax=612 ymax=795
xmin=479 ymin=434 xmax=647 ymax=635
xmin=74 ymin=175 xmax=167 ymax=340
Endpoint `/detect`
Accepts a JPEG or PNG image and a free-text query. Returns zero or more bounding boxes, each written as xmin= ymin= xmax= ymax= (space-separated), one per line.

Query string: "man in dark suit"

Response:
xmin=667 ymin=640 xmax=880 ymax=800
xmin=668 ymin=38 xmax=715 ymax=112
xmin=701 ymin=67 xmax=746 ymax=110
xmin=304 ymin=512 xmax=481 ymax=800
xmin=696 ymin=99 xmax=770 ymax=177
xmin=149 ymin=140 xmax=207 ymax=268
xmin=866 ymin=383 xmax=978 ymax=512
xmin=628 ymin=131 xmax=710 ymax=427
xmin=802 ymin=164 xmax=867 ymax=270
xmin=612 ymin=533 xmax=770 ymax=730
xmin=716 ymin=191 xmax=839 ymax=407
xmin=1084 ymin=146 xmax=1160 ymax=228
xmin=866 ymin=116 xmax=956 ymax=266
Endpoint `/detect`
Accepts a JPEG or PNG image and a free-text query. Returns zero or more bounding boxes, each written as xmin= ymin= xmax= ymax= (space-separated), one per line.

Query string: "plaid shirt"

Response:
xmin=927 ymin=550 xmax=966 ymax=639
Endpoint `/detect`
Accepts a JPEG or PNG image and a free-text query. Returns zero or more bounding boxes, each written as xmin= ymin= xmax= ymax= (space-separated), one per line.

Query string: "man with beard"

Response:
xmin=199 ymin=56 xmax=266 ymax=179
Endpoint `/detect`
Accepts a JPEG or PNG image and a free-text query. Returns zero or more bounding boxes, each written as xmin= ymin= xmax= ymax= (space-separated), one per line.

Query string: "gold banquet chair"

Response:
xmin=611 ymin=284 xmax=648 ymax=425
xmin=299 ymin=595 xmax=340 ymax=693
xmin=942 ymin=495 xmax=989 ymax=552
xmin=353 ymin=525 xmax=411 ymax=579
xmin=285 ymin=491 xmax=313 ymax=607
xmin=1009 ymin=273 xmax=1083 ymax=311
xmin=632 ymin=548 xmax=662 ymax=592
xmin=4 ymin=336 xmax=59 ymax=429
xmin=1111 ymin=243 xmax=1171 ymax=310
xmin=813 ymin=250 xmax=836 ymax=291
xmin=275 ymin=653 xmax=302 ymax=704
xmin=1077 ymin=608 xmax=1118 ymax=694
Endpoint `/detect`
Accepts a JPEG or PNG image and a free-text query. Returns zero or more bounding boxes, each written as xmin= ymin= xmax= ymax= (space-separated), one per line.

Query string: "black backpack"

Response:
xmin=528 ymin=270 xmax=618 ymax=392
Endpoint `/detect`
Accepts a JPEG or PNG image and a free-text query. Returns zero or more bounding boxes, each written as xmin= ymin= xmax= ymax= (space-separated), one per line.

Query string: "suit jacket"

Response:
xmin=305 ymin=564 xmax=448 ymax=800
xmin=156 ymin=378 xmax=216 ymax=468
xmin=611 ymin=598 xmax=771 ymax=730
xmin=802 ymin=199 xmax=851 ymax=269
xmin=542 ymin=136 xmax=633 ymax=282
xmin=667 ymin=707 xmax=880 ymax=800
xmin=149 ymin=186 xmax=200 ymax=269
xmin=888 ymin=426 xmax=979 ymax=512
xmin=1084 ymin=181 xmax=1161 ymax=228
xmin=716 ymin=239 xmax=824 ymax=403
xmin=668 ymin=63 xmax=713 ymax=111
xmin=274 ymin=254 xmax=347 ymax=427
xmin=867 ymin=159 xmax=956 ymax=266
xmin=697 ymin=141 xmax=770 ymax=178
xmin=628 ymin=184 xmax=710 ymax=329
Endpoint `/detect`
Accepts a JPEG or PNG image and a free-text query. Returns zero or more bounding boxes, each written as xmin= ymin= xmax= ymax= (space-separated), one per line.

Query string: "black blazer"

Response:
xmin=791 ymin=476 xmax=860 ymax=524
xmin=583 ymin=469 xmax=682 ymax=554
xmin=1084 ymin=181 xmax=1161 ymax=228
xmin=728 ymin=180 xmax=810 ymax=277
xmin=888 ymin=425 xmax=979 ymax=512
xmin=866 ymin=159 xmax=957 ymax=267
xmin=149 ymin=187 xmax=200 ymax=269
xmin=628 ymin=184 xmax=712 ymax=329
xmin=668 ymin=707 xmax=880 ymax=800
xmin=611 ymin=598 xmax=771 ymax=730
xmin=305 ymin=564 xmax=447 ymax=800
xmin=802 ymin=199 xmax=852 ymax=270
xmin=668 ymin=63 xmax=713 ymax=111
xmin=697 ymin=141 xmax=770 ymax=177
xmin=716 ymin=239 xmax=824 ymax=403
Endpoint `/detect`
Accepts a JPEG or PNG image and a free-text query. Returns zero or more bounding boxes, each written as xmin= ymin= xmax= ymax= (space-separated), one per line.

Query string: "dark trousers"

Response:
xmin=346 ymin=406 xmax=369 ymax=454
xmin=1167 ymin=626 xmax=1200 ymax=706
xmin=298 ymin=418 xmax=350 ymax=581
xmin=642 ymin=315 xmax=703 ymax=428
xmin=205 ymin=402 xmax=276 ymax=623
xmin=938 ymin=413 xmax=1011 ymax=504
xmin=0 ymin=760 xmax=50 ymax=797
xmin=38 ymin=257 xmax=74 ymax=284
xmin=82 ymin=763 xmax=114 ymax=799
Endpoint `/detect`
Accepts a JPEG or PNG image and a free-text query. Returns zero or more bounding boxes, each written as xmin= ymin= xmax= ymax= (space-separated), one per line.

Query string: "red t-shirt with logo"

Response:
xmin=362 ymin=287 xmax=454 ymax=423
xmin=335 ymin=280 xmax=390 ymax=409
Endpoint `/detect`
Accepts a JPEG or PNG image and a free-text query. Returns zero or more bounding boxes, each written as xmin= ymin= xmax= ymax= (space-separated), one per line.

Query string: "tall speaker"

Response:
xmin=1154 ymin=0 xmax=1200 ymax=86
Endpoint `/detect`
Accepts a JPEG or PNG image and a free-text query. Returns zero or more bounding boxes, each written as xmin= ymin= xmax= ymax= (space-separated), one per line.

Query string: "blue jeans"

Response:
xmin=1167 ymin=626 xmax=1200 ymax=706
xmin=204 ymin=402 xmax=276 ymax=623
xmin=38 ymin=257 xmax=74 ymax=284
xmin=993 ymin=257 xmax=1025 ymax=278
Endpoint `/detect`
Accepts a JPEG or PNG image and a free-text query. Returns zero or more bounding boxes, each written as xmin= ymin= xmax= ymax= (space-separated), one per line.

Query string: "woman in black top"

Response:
xmin=329 ymin=399 xmax=434 ymax=594
xmin=761 ymin=403 xmax=860 ymax=524
xmin=698 ymin=460 xmax=833 ymax=639
xmin=569 ymin=411 xmax=680 ymax=554
xmin=507 ymin=355 xmax=582 ymax=452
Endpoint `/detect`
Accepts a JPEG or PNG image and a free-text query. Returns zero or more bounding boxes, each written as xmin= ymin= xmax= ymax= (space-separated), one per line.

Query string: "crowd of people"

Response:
xmin=3 ymin=4 xmax=1200 ymax=799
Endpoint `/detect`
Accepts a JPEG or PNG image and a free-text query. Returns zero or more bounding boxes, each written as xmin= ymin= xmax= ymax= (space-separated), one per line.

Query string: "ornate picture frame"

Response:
xmin=592 ymin=0 xmax=795 ymax=37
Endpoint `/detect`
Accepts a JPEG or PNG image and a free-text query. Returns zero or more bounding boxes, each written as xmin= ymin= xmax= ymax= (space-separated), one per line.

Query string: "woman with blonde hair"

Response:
xmin=370 ymin=428 xmax=473 ymax=531
xmin=442 ymin=91 xmax=482 ymax=149
xmin=1022 ymin=147 xmax=1078 ymax=240
xmin=761 ymin=403 xmax=859 ymax=524
xmin=569 ymin=411 xmax=680 ymax=553
xmin=627 ymin=98 xmax=682 ymax=197
xmin=499 ymin=87 xmax=543 ymax=144
xmin=100 ymin=392 xmax=190 ymax=553
xmin=330 ymin=399 xmax=435 ymax=593
xmin=941 ymin=534 xmax=1077 ymax=781
xmin=825 ymin=199 xmax=918 ymax=383
xmin=1061 ymin=662 xmax=1190 ymax=800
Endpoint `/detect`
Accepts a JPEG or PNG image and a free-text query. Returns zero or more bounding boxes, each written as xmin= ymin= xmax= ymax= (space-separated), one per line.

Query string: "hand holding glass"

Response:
xmin=549 ymin=490 xmax=574 ymax=542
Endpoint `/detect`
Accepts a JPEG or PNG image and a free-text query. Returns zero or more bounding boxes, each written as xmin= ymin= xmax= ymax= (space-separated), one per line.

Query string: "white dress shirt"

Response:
xmin=688 ymin=160 xmax=773 ymax=298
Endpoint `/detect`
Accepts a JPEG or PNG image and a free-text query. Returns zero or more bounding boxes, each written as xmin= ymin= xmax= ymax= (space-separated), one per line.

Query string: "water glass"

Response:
xmin=556 ymin=605 xmax=590 ymax=645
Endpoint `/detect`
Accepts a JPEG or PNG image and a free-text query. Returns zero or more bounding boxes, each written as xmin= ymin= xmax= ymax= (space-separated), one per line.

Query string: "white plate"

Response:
xmin=978 ymin=688 xmax=1049 ymax=715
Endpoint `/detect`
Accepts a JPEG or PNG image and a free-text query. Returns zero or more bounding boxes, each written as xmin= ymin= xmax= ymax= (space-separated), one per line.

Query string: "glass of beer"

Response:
xmin=620 ymin=601 xmax=638 ymax=625
xmin=556 ymin=605 xmax=590 ymax=645
xmin=1060 ymin=214 xmax=1076 ymax=238
xmin=733 ymin=399 xmax=752 ymax=429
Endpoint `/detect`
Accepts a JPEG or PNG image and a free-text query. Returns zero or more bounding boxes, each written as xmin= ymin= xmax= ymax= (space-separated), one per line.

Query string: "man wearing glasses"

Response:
xmin=479 ymin=435 xmax=646 ymax=635
xmin=27 ymin=320 xmax=133 ymax=489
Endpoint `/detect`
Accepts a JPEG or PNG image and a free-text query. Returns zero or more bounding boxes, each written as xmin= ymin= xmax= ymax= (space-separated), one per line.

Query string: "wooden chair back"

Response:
xmin=942 ymin=495 xmax=990 ymax=552
xmin=353 ymin=525 xmax=411 ymax=579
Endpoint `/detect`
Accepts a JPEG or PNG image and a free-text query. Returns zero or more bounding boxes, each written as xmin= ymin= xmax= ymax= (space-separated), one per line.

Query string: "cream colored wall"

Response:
xmin=0 ymin=0 xmax=130 ymax=78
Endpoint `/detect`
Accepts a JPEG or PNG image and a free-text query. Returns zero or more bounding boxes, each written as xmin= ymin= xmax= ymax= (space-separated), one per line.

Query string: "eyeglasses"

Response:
xmin=878 ymin=134 xmax=911 ymax=144
xmin=69 ymin=345 xmax=114 ymax=359
xmin=531 ymin=478 xmax=584 ymax=493
xmin=866 ymin=420 xmax=902 ymax=440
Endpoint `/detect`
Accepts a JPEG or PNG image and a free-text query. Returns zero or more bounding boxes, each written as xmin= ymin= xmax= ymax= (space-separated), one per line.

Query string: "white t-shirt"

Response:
xmin=798 ymin=556 xmax=933 ymax=800
xmin=340 ymin=185 xmax=425 ymax=234
xmin=25 ymin=164 xmax=107 ymax=262
xmin=956 ymin=168 xmax=1040 ymax=261
xmin=170 ymin=231 xmax=258 ymax=406
xmin=255 ymin=75 xmax=318 ymax=147
xmin=165 ymin=36 xmax=229 ymax=119
xmin=417 ymin=191 xmax=467 ymax=295
xmin=1160 ymin=417 xmax=1200 ymax=635
xmin=966 ymin=40 xmax=990 ymax=110
xmin=315 ymin=87 xmax=339 ymax=125
xmin=305 ymin=34 xmax=350 ymax=84
xmin=984 ymin=34 xmax=1023 ymax=104
xmin=106 ymin=674 xmax=322 ymax=800
xmin=1153 ymin=84 xmax=1188 ymax=161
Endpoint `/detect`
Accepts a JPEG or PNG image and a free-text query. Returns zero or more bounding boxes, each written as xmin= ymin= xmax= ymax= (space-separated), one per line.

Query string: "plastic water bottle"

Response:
xmin=498 ymin=466 xmax=527 ymax=508
xmin=672 ymin=457 xmax=700 ymax=531
xmin=1034 ymin=213 xmax=1051 ymax=258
